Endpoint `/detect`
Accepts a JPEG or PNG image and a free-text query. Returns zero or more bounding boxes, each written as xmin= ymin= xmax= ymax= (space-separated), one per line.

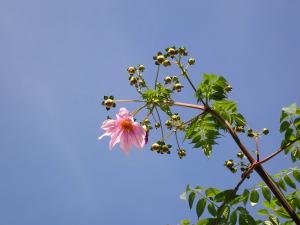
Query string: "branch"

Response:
xmin=257 ymin=136 xmax=300 ymax=167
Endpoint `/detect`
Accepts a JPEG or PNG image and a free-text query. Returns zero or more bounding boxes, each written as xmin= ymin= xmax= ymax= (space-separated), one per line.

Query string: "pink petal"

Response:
xmin=120 ymin=132 xmax=131 ymax=154
xmin=109 ymin=128 xmax=123 ymax=150
xmin=117 ymin=108 xmax=133 ymax=120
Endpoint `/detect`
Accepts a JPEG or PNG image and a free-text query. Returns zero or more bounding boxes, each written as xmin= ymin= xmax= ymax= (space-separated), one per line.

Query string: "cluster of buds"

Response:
xmin=177 ymin=148 xmax=186 ymax=159
xmin=173 ymin=83 xmax=184 ymax=92
xmin=164 ymin=113 xmax=185 ymax=131
xmin=164 ymin=75 xmax=179 ymax=85
xmin=224 ymin=159 xmax=237 ymax=173
xmin=151 ymin=141 xmax=172 ymax=154
xmin=127 ymin=65 xmax=147 ymax=90
xmin=153 ymin=52 xmax=171 ymax=67
xmin=101 ymin=96 xmax=116 ymax=110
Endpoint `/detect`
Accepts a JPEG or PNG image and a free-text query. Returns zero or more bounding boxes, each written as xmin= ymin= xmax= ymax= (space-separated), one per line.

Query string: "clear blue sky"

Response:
xmin=0 ymin=1 xmax=299 ymax=225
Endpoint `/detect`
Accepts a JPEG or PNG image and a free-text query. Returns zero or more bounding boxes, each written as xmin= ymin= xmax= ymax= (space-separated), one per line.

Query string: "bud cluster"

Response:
xmin=164 ymin=113 xmax=185 ymax=131
xmin=151 ymin=141 xmax=172 ymax=154
xmin=127 ymin=65 xmax=147 ymax=92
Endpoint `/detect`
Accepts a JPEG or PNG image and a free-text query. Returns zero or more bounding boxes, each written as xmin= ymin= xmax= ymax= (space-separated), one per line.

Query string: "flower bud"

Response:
xmin=237 ymin=152 xmax=244 ymax=159
xmin=235 ymin=126 xmax=244 ymax=133
xmin=178 ymin=149 xmax=186 ymax=159
xmin=162 ymin=59 xmax=171 ymax=67
xmin=262 ymin=128 xmax=269 ymax=135
xmin=188 ymin=58 xmax=195 ymax=65
xmin=167 ymin=47 xmax=176 ymax=56
xmin=171 ymin=114 xmax=180 ymax=121
xmin=130 ymin=76 xmax=138 ymax=85
xmin=151 ymin=143 xmax=160 ymax=151
xmin=102 ymin=98 xmax=116 ymax=110
xmin=138 ymin=64 xmax=145 ymax=72
xmin=224 ymin=84 xmax=232 ymax=92
xmin=138 ymin=79 xmax=146 ymax=87
xmin=161 ymin=145 xmax=170 ymax=154
xmin=178 ymin=47 xmax=186 ymax=55
xmin=156 ymin=55 xmax=165 ymax=64
xmin=127 ymin=66 xmax=136 ymax=75
xmin=173 ymin=83 xmax=183 ymax=92
xmin=165 ymin=120 xmax=172 ymax=129
xmin=225 ymin=160 xmax=234 ymax=169
xmin=155 ymin=123 xmax=161 ymax=129
xmin=164 ymin=76 xmax=172 ymax=84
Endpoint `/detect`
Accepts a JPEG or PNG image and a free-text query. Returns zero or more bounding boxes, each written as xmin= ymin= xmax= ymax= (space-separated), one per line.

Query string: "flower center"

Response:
xmin=120 ymin=119 xmax=134 ymax=131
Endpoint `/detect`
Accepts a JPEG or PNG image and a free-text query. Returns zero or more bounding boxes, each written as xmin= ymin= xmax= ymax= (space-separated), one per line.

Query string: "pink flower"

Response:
xmin=98 ymin=108 xmax=146 ymax=154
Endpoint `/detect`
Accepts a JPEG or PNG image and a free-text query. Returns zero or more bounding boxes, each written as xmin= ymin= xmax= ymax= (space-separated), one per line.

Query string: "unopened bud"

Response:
xmin=188 ymin=58 xmax=195 ymax=65
xmin=127 ymin=66 xmax=136 ymax=75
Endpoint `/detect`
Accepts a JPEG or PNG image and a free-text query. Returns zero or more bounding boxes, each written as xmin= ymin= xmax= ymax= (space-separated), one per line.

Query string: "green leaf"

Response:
xmin=197 ymin=218 xmax=214 ymax=225
xmin=257 ymin=209 xmax=269 ymax=216
xmin=282 ymin=103 xmax=297 ymax=114
xmin=214 ymin=189 xmax=234 ymax=202
xmin=262 ymin=187 xmax=271 ymax=202
xmin=188 ymin=192 xmax=196 ymax=209
xmin=278 ymin=179 xmax=287 ymax=192
xmin=285 ymin=128 xmax=294 ymax=141
xmin=280 ymin=121 xmax=290 ymax=133
xmin=292 ymin=169 xmax=300 ymax=183
xmin=280 ymin=111 xmax=289 ymax=122
xmin=239 ymin=213 xmax=256 ymax=225
xmin=229 ymin=210 xmax=237 ymax=225
xmin=242 ymin=189 xmax=250 ymax=205
xmin=250 ymin=189 xmax=259 ymax=206
xmin=283 ymin=175 xmax=296 ymax=189
xmin=205 ymin=188 xmax=220 ymax=197
xmin=269 ymin=215 xmax=279 ymax=225
xmin=274 ymin=207 xmax=291 ymax=219
xmin=196 ymin=198 xmax=206 ymax=218
xmin=180 ymin=191 xmax=187 ymax=200
xmin=207 ymin=203 xmax=217 ymax=216
xmin=263 ymin=200 xmax=276 ymax=210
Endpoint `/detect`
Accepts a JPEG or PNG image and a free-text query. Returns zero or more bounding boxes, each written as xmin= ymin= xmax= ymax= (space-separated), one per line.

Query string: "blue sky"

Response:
xmin=0 ymin=0 xmax=300 ymax=224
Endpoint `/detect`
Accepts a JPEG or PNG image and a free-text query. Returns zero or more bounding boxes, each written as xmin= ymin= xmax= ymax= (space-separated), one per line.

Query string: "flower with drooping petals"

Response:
xmin=98 ymin=108 xmax=146 ymax=154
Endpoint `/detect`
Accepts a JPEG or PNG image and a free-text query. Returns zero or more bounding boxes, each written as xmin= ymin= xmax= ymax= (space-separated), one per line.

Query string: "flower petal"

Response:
xmin=120 ymin=131 xmax=131 ymax=154
xmin=109 ymin=128 xmax=123 ymax=150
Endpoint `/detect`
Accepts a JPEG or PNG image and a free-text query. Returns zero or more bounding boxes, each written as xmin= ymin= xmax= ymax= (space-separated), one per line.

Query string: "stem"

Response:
xmin=154 ymin=106 xmax=164 ymax=140
xmin=255 ymin=137 xmax=260 ymax=161
xmin=257 ymin=136 xmax=300 ymax=166
xmin=175 ymin=131 xmax=181 ymax=149
xmin=114 ymin=99 xmax=145 ymax=103
xmin=172 ymin=101 xmax=300 ymax=223
xmin=154 ymin=65 xmax=160 ymax=90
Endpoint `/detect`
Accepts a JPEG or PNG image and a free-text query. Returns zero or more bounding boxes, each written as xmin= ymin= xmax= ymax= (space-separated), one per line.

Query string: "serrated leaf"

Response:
xmin=188 ymin=192 xmax=196 ymax=209
xmin=280 ymin=121 xmax=290 ymax=133
xmin=196 ymin=198 xmax=206 ymax=218
xmin=293 ymin=169 xmax=300 ymax=183
xmin=250 ymin=189 xmax=259 ymax=206
xmin=257 ymin=209 xmax=269 ymax=215
xmin=280 ymin=111 xmax=289 ymax=122
xmin=207 ymin=203 xmax=217 ymax=216
xmin=262 ymin=187 xmax=271 ymax=202
xmin=229 ymin=210 xmax=237 ymax=225
xmin=283 ymin=175 xmax=296 ymax=189
xmin=205 ymin=188 xmax=220 ymax=197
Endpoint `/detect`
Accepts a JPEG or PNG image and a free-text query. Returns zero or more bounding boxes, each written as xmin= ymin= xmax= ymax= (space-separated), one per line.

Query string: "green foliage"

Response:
xmin=184 ymin=114 xmax=221 ymax=157
xmin=195 ymin=74 xmax=229 ymax=103
xmin=142 ymin=83 xmax=172 ymax=115
xmin=212 ymin=100 xmax=246 ymax=126
xmin=280 ymin=103 xmax=300 ymax=162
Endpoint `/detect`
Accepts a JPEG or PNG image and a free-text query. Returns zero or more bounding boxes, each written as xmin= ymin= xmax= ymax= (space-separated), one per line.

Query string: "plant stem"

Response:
xmin=154 ymin=65 xmax=160 ymax=90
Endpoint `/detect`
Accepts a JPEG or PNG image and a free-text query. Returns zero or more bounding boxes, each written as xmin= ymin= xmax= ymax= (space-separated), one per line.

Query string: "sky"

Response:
xmin=0 ymin=0 xmax=300 ymax=225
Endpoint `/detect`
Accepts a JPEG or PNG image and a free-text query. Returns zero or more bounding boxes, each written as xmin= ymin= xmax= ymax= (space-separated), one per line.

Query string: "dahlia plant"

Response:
xmin=99 ymin=46 xmax=300 ymax=225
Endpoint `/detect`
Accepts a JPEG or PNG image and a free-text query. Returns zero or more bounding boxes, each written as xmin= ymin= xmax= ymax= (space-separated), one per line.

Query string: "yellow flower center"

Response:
xmin=120 ymin=119 xmax=134 ymax=131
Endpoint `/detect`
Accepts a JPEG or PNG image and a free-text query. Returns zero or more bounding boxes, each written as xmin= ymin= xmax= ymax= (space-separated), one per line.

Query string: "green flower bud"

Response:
xmin=225 ymin=160 xmax=234 ymax=169
xmin=161 ymin=144 xmax=170 ymax=153
xmin=165 ymin=120 xmax=172 ymax=129
xmin=171 ymin=114 xmax=180 ymax=121
xmin=178 ymin=149 xmax=186 ymax=159
xmin=224 ymin=84 xmax=232 ymax=92
xmin=262 ymin=128 xmax=269 ymax=135
xmin=164 ymin=76 xmax=172 ymax=84
xmin=138 ymin=64 xmax=145 ymax=72
xmin=154 ymin=123 xmax=161 ymax=129
xmin=162 ymin=59 xmax=171 ymax=67
xmin=188 ymin=58 xmax=195 ymax=65
xmin=237 ymin=152 xmax=244 ymax=159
